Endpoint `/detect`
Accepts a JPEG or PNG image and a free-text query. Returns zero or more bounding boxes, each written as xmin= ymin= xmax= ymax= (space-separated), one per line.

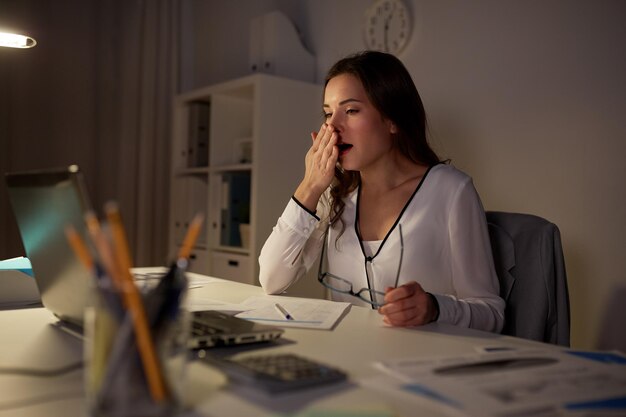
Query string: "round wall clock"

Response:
xmin=363 ymin=0 xmax=412 ymax=55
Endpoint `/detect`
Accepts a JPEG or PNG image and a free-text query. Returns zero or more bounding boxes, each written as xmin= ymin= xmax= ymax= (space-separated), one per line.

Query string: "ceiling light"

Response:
xmin=0 ymin=31 xmax=37 ymax=48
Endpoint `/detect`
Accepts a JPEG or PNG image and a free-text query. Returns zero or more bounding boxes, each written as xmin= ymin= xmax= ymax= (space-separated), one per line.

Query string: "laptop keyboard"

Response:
xmin=191 ymin=319 xmax=222 ymax=336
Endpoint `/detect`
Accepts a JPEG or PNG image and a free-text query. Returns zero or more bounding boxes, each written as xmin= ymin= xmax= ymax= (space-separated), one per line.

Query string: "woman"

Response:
xmin=259 ymin=51 xmax=504 ymax=332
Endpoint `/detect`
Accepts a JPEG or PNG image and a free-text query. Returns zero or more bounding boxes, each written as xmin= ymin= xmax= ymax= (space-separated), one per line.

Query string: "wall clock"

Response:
xmin=363 ymin=0 xmax=412 ymax=55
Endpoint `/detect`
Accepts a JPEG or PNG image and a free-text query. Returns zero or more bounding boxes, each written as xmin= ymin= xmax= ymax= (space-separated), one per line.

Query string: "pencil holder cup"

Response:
xmin=84 ymin=265 xmax=190 ymax=417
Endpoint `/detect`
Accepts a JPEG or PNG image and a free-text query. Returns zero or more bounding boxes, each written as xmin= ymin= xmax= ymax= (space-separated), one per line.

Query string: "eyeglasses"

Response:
xmin=317 ymin=224 xmax=404 ymax=308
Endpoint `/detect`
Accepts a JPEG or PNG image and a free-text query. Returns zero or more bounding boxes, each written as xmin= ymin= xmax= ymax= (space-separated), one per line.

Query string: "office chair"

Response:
xmin=486 ymin=211 xmax=570 ymax=346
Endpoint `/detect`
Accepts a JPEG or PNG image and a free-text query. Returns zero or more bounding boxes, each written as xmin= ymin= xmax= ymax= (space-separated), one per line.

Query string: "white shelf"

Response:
xmin=175 ymin=164 xmax=252 ymax=176
xmin=175 ymin=167 xmax=210 ymax=175
xmin=168 ymin=74 xmax=322 ymax=287
xmin=209 ymin=163 xmax=253 ymax=173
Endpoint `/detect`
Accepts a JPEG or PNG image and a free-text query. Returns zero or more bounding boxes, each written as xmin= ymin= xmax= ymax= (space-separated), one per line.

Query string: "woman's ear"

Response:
xmin=389 ymin=122 xmax=398 ymax=134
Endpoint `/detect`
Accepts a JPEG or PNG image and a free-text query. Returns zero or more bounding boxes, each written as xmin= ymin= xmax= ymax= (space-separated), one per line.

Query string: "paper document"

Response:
xmin=372 ymin=348 xmax=626 ymax=417
xmin=235 ymin=295 xmax=351 ymax=330
xmin=186 ymin=298 xmax=249 ymax=314
xmin=0 ymin=257 xmax=39 ymax=307
xmin=0 ymin=256 xmax=34 ymax=276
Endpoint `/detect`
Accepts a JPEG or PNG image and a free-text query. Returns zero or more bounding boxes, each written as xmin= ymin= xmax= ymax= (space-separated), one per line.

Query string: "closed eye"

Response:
xmin=346 ymin=108 xmax=359 ymax=115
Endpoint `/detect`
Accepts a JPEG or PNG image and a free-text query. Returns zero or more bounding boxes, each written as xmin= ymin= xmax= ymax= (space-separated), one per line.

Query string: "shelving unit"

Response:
xmin=168 ymin=74 xmax=323 ymax=296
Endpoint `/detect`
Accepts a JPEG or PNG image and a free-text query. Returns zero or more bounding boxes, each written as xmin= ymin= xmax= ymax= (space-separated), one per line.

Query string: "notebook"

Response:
xmin=4 ymin=164 xmax=283 ymax=347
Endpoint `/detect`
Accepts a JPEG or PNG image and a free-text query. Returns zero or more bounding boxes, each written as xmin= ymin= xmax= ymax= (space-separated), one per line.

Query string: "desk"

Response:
xmin=0 ymin=269 xmax=550 ymax=417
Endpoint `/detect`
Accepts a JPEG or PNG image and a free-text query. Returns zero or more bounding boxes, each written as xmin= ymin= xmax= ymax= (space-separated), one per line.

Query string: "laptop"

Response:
xmin=5 ymin=164 xmax=283 ymax=348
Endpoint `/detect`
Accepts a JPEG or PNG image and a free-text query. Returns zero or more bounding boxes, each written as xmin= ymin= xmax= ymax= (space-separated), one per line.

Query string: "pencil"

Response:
xmin=177 ymin=212 xmax=204 ymax=261
xmin=64 ymin=225 xmax=94 ymax=271
xmin=84 ymin=211 xmax=122 ymax=287
xmin=101 ymin=203 xmax=168 ymax=402
xmin=104 ymin=202 xmax=133 ymax=273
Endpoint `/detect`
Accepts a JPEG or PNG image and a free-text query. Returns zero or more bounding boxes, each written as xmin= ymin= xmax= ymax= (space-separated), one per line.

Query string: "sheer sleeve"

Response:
xmin=258 ymin=194 xmax=330 ymax=294
xmin=433 ymin=178 xmax=505 ymax=332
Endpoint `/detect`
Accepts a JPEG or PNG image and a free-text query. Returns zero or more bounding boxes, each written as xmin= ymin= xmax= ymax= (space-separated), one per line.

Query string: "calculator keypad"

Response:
xmin=204 ymin=352 xmax=348 ymax=393
xmin=238 ymin=354 xmax=341 ymax=381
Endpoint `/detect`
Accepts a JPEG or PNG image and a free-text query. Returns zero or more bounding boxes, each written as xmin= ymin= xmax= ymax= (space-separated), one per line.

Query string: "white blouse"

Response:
xmin=258 ymin=164 xmax=505 ymax=333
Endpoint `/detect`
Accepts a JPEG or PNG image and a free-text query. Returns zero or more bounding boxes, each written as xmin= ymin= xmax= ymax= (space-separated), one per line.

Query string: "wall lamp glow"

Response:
xmin=0 ymin=31 xmax=37 ymax=48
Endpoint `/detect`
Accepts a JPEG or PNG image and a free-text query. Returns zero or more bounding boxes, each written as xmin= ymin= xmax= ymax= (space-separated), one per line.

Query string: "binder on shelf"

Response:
xmin=187 ymin=101 xmax=210 ymax=167
xmin=219 ymin=172 xmax=251 ymax=248
xmin=172 ymin=176 xmax=208 ymax=248
xmin=189 ymin=176 xmax=208 ymax=247
xmin=171 ymin=178 xmax=189 ymax=246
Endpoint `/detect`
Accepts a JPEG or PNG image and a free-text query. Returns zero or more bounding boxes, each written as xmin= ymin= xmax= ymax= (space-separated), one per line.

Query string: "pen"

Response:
xmin=434 ymin=357 xmax=558 ymax=376
xmin=274 ymin=303 xmax=294 ymax=320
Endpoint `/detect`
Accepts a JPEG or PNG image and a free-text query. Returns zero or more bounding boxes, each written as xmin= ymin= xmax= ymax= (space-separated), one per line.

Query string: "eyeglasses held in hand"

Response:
xmin=318 ymin=224 xmax=403 ymax=308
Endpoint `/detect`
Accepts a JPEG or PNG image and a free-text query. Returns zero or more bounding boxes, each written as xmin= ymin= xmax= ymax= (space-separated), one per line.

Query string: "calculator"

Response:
xmin=200 ymin=352 xmax=348 ymax=393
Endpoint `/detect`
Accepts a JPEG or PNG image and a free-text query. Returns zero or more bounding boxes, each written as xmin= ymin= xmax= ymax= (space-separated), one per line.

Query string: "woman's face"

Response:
xmin=323 ymin=73 xmax=396 ymax=172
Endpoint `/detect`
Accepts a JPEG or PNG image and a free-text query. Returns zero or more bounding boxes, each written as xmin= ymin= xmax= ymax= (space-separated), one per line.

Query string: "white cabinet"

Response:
xmin=169 ymin=74 xmax=325 ymax=298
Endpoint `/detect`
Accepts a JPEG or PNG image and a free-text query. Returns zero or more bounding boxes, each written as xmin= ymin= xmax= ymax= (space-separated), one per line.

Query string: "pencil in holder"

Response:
xmin=84 ymin=264 xmax=190 ymax=417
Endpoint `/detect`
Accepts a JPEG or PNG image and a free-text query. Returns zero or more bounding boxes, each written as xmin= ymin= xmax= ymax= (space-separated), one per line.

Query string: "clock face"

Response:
xmin=363 ymin=0 xmax=411 ymax=55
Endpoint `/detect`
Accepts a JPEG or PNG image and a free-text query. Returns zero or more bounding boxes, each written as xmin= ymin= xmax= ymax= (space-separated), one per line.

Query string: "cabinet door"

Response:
xmin=210 ymin=251 xmax=252 ymax=284
xmin=187 ymin=247 xmax=210 ymax=274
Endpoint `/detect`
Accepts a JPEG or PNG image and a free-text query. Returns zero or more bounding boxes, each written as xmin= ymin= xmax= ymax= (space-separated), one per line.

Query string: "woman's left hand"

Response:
xmin=378 ymin=281 xmax=438 ymax=326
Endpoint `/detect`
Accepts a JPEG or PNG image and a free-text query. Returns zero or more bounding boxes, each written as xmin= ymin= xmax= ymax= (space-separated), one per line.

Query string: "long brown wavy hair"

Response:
xmin=325 ymin=51 xmax=442 ymax=234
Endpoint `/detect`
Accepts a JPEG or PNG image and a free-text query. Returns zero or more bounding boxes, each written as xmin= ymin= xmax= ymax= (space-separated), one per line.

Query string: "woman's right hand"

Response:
xmin=294 ymin=123 xmax=338 ymax=211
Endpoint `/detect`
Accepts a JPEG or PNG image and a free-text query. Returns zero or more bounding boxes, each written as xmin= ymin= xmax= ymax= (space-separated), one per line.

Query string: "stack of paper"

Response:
xmin=370 ymin=347 xmax=626 ymax=416
xmin=0 ymin=257 xmax=40 ymax=308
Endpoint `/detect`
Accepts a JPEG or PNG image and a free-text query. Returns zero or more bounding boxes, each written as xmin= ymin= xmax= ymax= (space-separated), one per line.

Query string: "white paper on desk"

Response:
xmin=372 ymin=348 xmax=626 ymax=417
xmin=235 ymin=295 xmax=351 ymax=330
xmin=185 ymin=273 xmax=222 ymax=287
xmin=186 ymin=298 xmax=249 ymax=314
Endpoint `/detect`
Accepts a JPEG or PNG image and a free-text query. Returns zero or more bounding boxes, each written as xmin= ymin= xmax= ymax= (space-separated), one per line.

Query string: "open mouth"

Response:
xmin=337 ymin=143 xmax=353 ymax=154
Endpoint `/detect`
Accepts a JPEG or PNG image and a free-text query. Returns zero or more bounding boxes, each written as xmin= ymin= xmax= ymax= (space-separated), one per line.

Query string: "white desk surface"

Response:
xmin=0 ymin=269 xmax=549 ymax=417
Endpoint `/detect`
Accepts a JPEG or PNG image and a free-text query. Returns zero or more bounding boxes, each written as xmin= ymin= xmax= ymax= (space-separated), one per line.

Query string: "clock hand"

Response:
xmin=383 ymin=14 xmax=391 ymax=52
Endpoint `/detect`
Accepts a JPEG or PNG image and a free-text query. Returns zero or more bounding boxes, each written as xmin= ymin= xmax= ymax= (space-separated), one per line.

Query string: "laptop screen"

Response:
xmin=5 ymin=165 xmax=285 ymax=348
xmin=5 ymin=165 xmax=93 ymax=326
